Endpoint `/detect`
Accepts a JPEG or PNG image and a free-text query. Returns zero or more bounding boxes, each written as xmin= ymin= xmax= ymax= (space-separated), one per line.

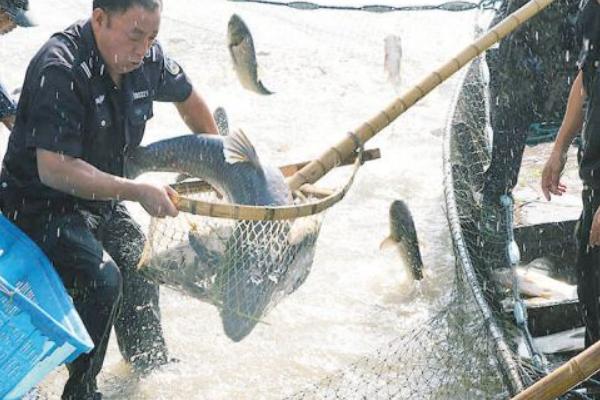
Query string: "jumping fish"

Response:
xmin=380 ymin=200 xmax=424 ymax=280
xmin=228 ymin=14 xmax=274 ymax=95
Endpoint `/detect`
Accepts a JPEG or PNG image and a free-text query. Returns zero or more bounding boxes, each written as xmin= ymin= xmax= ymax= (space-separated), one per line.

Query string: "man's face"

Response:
xmin=93 ymin=5 xmax=160 ymax=76
xmin=0 ymin=11 xmax=17 ymax=34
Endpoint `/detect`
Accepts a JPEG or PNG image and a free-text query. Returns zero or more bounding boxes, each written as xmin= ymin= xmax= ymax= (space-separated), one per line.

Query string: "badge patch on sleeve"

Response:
xmin=165 ymin=57 xmax=181 ymax=76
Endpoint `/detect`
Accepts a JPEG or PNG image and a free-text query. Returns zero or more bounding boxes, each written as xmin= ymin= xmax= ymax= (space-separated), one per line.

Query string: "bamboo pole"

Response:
xmin=511 ymin=338 xmax=600 ymax=400
xmin=279 ymin=148 xmax=380 ymax=177
xmin=166 ymin=153 xmax=363 ymax=220
xmin=287 ymin=0 xmax=557 ymax=191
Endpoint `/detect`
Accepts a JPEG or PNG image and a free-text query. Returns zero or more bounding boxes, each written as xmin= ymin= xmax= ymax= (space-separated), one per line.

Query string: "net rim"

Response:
xmin=442 ymin=54 xmax=525 ymax=394
xmin=166 ymin=148 xmax=364 ymax=221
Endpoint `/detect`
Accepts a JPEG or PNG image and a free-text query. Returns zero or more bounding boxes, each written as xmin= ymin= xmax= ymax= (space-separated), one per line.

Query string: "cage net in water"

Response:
xmin=286 ymin=58 xmax=513 ymax=399
xmin=287 ymin=284 xmax=509 ymax=399
xmin=444 ymin=0 xmax=583 ymax=397
xmin=286 ymin=0 xmax=586 ymax=398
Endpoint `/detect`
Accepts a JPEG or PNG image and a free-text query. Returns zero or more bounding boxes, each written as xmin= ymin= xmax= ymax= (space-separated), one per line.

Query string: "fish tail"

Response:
xmin=257 ymin=80 xmax=274 ymax=95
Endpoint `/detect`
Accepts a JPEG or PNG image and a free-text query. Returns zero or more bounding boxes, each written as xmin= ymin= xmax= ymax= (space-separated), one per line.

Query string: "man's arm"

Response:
xmin=37 ymin=149 xmax=179 ymax=218
xmin=152 ymin=44 xmax=218 ymax=134
xmin=175 ymin=89 xmax=218 ymax=134
xmin=541 ymin=70 xmax=585 ymax=200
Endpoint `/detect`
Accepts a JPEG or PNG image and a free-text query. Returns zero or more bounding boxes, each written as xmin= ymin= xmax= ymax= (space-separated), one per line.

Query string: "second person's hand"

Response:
xmin=541 ymin=150 xmax=568 ymax=201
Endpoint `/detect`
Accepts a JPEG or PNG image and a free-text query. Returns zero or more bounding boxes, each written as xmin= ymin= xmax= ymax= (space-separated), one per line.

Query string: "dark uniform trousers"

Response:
xmin=5 ymin=202 xmax=166 ymax=399
xmin=0 ymin=19 xmax=192 ymax=399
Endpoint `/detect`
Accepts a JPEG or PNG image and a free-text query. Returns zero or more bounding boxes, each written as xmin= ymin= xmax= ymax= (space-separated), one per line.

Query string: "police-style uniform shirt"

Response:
xmin=577 ymin=0 xmax=600 ymax=187
xmin=0 ymin=20 xmax=192 ymax=214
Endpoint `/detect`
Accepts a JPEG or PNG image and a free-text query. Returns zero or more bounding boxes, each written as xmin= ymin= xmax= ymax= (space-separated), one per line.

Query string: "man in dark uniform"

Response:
xmin=542 ymin=0 xmax=600 ymax=391
xmin=0 ymin=0 xmax=35 ymax=130
xmin=0 ymin=0 xmax=218 ymax=399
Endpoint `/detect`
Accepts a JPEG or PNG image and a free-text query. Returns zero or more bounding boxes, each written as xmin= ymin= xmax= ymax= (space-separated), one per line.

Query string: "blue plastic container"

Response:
xmin=0 ymin=214 xmax=94 ymax=400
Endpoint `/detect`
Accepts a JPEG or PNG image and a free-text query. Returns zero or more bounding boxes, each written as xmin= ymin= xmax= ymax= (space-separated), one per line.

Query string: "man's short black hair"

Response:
xmin=92 ymin=0 xmax=162 ymax=14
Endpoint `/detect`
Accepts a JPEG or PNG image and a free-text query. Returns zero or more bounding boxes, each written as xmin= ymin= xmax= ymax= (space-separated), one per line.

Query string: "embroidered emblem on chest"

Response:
xmin=133 ymin=90 xmax=150 ymax=100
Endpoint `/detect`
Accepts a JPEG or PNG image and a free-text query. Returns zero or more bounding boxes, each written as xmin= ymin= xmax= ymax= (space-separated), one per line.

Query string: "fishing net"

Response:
xmin=138 ymin=0 xmax=584 ymax=396
xmin=441 ymin=0 xmax=583 ymax=396
xmin=287 ymin=283 xmax=509 ymax=400
xmin=137 ymin=157 xmax=361 ymax=341
xmin=286 ymin=0 xmax=588 ymax=398
xmin=287 ymin=58 xmax=512 ymax=400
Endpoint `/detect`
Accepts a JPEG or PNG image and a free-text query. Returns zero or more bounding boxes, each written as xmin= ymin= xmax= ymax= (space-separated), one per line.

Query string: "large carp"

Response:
xmin=126 ymin=129 xmax=315 ymax=341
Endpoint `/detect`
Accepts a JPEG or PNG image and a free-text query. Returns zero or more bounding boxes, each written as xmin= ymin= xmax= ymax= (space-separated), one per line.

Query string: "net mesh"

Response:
xmin=287 ymin=283 xmax=509 ymax=399
xmin=287 ymin=0 xmax=586 ymax=398
xmin=138 ymin=183 xmax=326 ymax=341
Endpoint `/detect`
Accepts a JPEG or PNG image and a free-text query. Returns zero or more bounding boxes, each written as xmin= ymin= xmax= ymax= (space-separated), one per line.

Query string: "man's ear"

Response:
xmin=91 ymin=8 xmax=109 ymax=29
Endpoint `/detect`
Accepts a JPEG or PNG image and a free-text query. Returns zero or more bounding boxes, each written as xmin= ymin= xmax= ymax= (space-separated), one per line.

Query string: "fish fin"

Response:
xmin=228 ymin=44 xmax=238 ymax=65
xmin=379 ymin=236 xmax=396 ymax=251
xmin=257 ymin=80 xmax=274 ymax=95
xmin=223 ymin=128 xmax=261 ymax=169
xmin=231 ymin=37 xmax=251 ymax=64
xmin=240 ymin=36 xmax=252 ymax=52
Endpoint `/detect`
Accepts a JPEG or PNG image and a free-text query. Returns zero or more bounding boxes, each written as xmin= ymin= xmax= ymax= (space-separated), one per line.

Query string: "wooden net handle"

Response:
xmin=165 ymin=149 xmax=364 ymax=220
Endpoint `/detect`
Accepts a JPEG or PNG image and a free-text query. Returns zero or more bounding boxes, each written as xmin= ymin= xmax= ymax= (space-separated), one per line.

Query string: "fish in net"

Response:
xmin=127 ymin=125 xmax=361 ymax=341
xmin=138 ymin=195 xmax=324 ymax=341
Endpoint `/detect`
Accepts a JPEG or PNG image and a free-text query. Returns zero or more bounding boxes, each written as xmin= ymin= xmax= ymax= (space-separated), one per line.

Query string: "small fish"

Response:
xmin=529 ymin=328 xmax=584 ymax=355
xmin=227 ymin=14 xmax=274 ymax=95
xmin=380 ymin=200 xmax=424 ymax=280
xmin=139 ymin=242 xmax=217 ymax=301
xmin=384 ymin=34 xmax=402 ymax=85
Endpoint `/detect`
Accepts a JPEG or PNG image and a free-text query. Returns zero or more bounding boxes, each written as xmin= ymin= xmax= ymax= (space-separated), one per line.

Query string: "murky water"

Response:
xmin=0 ymin=1 xmax=480 ymax=398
